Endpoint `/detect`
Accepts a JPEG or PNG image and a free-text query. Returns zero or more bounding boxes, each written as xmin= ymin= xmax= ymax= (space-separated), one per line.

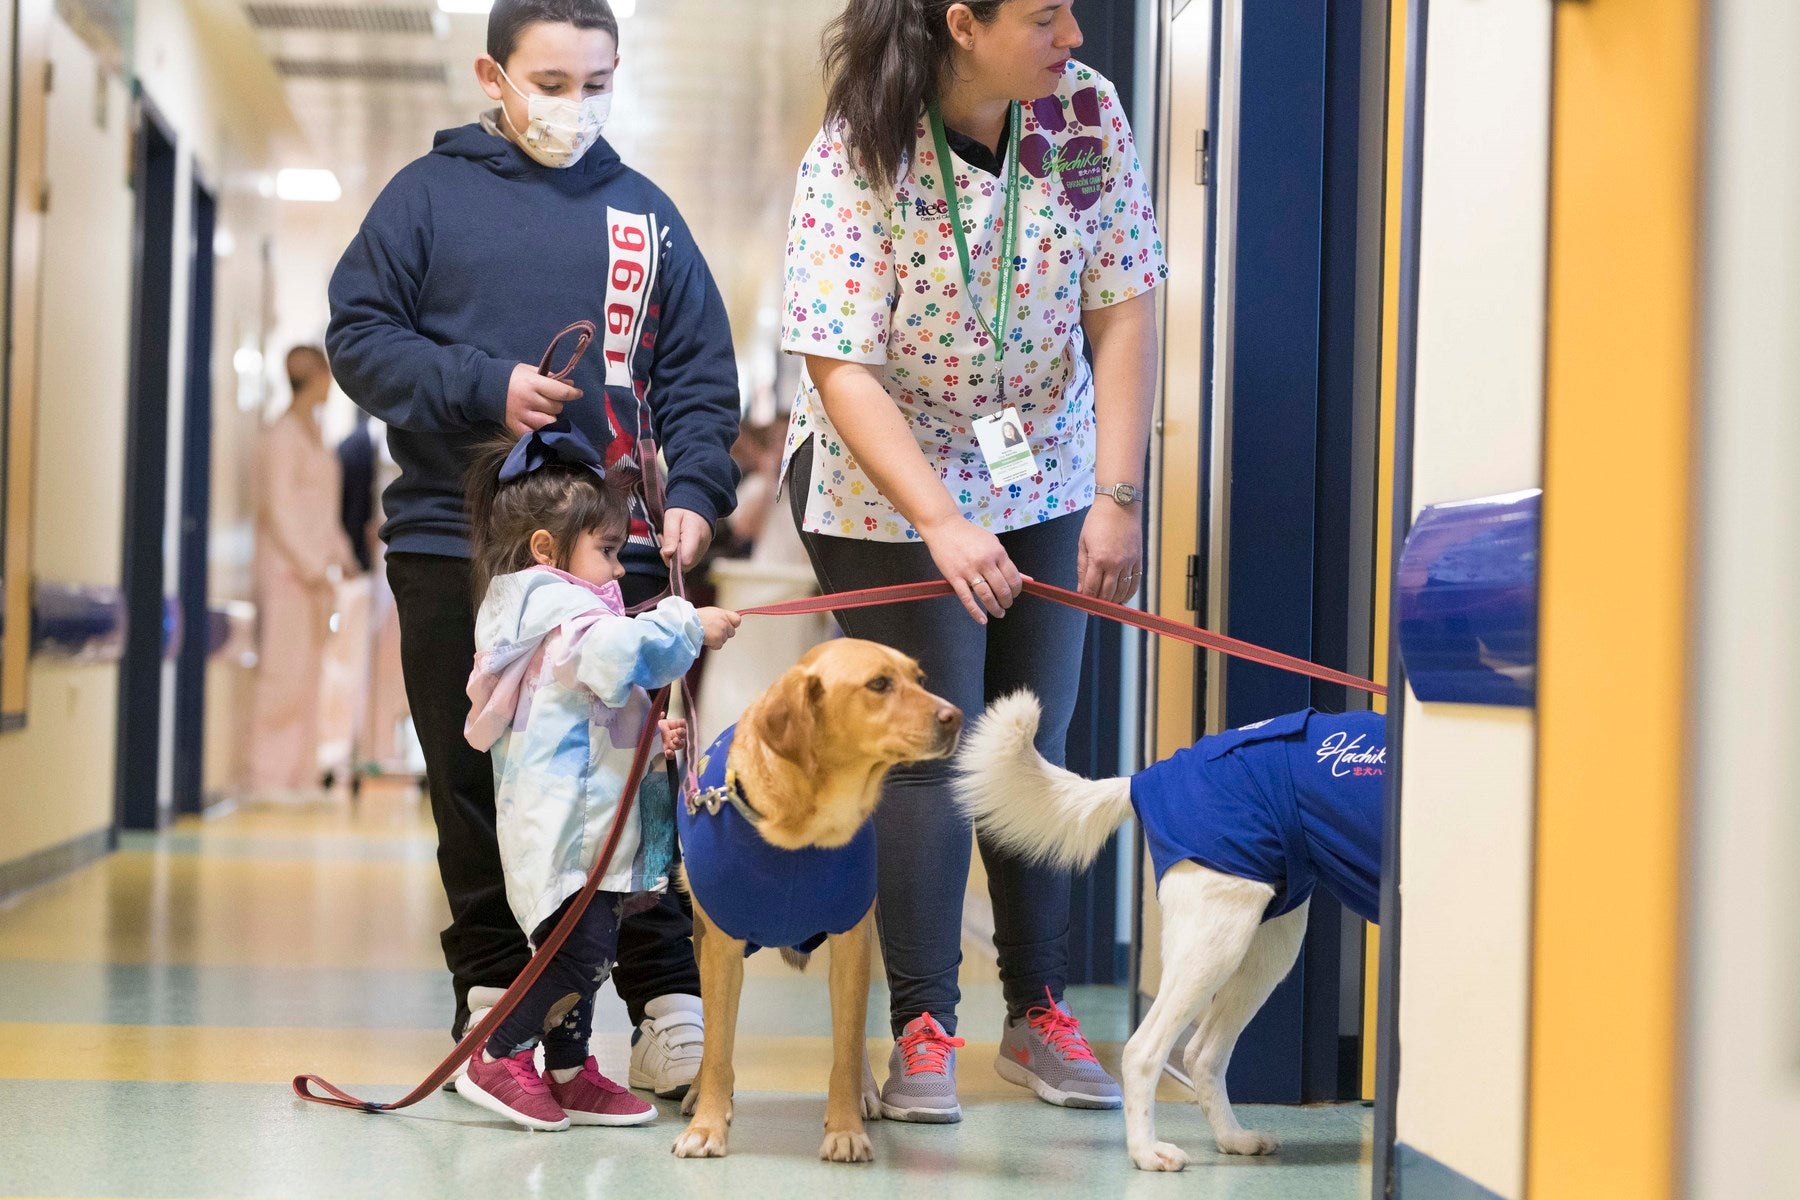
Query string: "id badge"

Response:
xmin=974 ymin=406 xmax=1040 ymax=486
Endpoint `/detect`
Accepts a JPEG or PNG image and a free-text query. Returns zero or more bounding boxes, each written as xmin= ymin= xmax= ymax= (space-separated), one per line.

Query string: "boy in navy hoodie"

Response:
xmin=327 ymin=0 xmax=735 ymax=1100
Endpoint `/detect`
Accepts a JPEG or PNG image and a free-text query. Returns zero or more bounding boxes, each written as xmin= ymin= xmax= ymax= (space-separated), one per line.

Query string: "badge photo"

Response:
xmin=974 ymin=407 xmax=1040 ymax=487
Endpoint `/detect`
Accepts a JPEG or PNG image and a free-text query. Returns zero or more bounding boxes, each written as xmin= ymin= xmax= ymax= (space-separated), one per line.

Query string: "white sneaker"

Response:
xmin=628 ymin=994 xmax=704 ymax=1099
xmin=444 ymin=987 xmax=507 ymax=1093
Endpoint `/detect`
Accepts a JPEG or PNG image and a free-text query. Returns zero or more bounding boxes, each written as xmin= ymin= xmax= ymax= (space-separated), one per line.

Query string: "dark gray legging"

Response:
xmin=789 ymin=437 xmax=1087 ymax=1036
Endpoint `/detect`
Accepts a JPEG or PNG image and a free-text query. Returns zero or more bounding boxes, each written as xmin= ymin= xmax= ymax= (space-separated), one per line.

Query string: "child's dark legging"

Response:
xmin=484 ymin=892 xmax=624 ymax=1071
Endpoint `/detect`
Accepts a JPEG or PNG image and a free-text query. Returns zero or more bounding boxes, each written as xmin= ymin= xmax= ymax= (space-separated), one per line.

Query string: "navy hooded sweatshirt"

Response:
xmin=327 ymin=119 xmax=740 ymax=576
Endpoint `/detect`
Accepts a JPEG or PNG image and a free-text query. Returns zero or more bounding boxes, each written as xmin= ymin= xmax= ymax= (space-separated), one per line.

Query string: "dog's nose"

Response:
xmin=935 ymin=704 xmax=963 ymax=752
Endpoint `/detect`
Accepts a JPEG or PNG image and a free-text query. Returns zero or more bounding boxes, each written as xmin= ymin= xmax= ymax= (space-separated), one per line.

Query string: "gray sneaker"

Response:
xmin=994 ymin=989 xmax=1122 ymax=1109
xmin=880 ymin=1013 xmax=964 ymax=1123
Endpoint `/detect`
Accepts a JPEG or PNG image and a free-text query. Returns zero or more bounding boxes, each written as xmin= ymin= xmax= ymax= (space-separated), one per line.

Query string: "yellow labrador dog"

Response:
xmin=671 ymin=639 xmax=962 ymax=1163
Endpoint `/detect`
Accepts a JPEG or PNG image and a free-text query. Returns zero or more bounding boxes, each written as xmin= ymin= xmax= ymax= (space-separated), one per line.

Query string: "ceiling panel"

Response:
xmin=251 ymin=0 xmax=842 ymax=359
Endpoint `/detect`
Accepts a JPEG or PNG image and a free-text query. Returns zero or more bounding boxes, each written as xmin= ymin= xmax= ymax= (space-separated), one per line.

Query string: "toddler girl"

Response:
xmin=458 ymin=423 xmax=738 ymax=1131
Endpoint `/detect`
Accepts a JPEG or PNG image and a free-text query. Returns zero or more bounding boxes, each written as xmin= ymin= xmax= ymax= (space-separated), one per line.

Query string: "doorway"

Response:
xmin=115 ymin=93 xmax=177 ymax=831
xmin=171 ymin=178 xmax=215 ymax=816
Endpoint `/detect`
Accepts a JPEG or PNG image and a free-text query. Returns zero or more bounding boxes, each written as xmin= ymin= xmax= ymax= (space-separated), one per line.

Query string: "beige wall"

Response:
xmin=0 ymin=16 xmax=133 ymax=862
xmin=1688 ymin=0 xmax=1800 ymax=1191
xmin=1393 ymin=2 xmax=1552 ymax=1195
xmin=0 ymin=3 xmax=287 ymax=863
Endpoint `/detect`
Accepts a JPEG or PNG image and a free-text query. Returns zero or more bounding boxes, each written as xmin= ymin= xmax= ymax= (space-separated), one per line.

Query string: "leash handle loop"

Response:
xmin=536 ymin=320 xmax=596 ymax=382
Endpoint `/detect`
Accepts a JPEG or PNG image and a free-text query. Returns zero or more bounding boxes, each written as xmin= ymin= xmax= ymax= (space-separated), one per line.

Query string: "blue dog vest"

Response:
xmin=676 ymin=726 xmax=878 ymax=955
xmin=1129 ymin=709 xmax=1385 ymax=924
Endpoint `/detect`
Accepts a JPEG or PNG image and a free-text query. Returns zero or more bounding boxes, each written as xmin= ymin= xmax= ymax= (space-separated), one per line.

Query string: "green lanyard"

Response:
xmin=929 ymin=100 xmax=1024 ymax=401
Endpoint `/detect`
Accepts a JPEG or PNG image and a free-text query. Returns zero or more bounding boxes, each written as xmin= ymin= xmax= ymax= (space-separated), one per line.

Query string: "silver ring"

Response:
xmin=968 ymin=578 xmax=987 ymax=590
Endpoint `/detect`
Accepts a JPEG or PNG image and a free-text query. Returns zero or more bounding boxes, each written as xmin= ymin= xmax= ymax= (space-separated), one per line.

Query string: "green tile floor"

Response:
xmin=0 ymin=802 xmax=1370 ymax=1198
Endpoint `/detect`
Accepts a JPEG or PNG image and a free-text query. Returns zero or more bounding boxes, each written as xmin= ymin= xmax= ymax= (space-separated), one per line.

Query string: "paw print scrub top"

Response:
xmin=779 ymin=62 xmax=1168 ymax=542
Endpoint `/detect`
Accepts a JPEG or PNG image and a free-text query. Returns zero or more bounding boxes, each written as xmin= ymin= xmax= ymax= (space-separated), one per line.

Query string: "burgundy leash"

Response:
xmin=291 ymin=685 xmax=669 ymax=1112
xmin=293 ymin=319 xmax=660 ymax=1114
xmin=737 ymin=578 xmax=1387 ymax=698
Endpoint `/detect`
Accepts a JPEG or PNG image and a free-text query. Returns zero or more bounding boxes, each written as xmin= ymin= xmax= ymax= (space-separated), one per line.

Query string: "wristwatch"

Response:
xmin=1098 ymin=482 xmax=1141 ymax=506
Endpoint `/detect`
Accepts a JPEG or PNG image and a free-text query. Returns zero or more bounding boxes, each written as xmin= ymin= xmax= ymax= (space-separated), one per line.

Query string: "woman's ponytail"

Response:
xmin=821 ymin=0 xmax=1004 ymax=188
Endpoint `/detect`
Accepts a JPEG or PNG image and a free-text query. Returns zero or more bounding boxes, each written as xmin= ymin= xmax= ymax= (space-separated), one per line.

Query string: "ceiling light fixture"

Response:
xmin=275 ymin=168 xmax=343 ymax=203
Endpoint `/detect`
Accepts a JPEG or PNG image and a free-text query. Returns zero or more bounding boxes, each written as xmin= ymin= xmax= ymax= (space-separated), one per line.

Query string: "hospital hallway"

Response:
xmin=0 ymin=788 xmax=1369 ymax=1198
xmin=0 ymin=0 xmax=1791 ymax=1196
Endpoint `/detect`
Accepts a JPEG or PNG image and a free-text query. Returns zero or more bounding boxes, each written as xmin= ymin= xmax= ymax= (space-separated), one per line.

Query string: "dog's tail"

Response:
xmin=951 ymin=690 xmax=1133 ymax=872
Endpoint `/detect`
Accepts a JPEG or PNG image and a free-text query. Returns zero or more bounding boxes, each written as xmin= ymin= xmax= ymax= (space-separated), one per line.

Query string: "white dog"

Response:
xmin=952 ymin=691 xmax=1385 ymax=1173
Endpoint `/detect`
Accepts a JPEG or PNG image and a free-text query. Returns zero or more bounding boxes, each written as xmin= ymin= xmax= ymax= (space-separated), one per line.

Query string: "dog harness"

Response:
xmin=1130 ymin=709 xmax=1385 ymax=924
xmin=677 ymin=725 xmax=878 ymax=955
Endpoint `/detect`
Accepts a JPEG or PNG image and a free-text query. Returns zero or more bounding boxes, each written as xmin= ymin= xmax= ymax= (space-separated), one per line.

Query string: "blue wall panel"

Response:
xmin=1220 ymin=0 xmax=1367 ymax=1104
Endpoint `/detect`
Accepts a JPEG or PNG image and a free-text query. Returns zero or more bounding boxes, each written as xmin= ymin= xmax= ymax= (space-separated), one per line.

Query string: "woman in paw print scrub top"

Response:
xmin=781 ymin=0 xmax=1165 ymax=1121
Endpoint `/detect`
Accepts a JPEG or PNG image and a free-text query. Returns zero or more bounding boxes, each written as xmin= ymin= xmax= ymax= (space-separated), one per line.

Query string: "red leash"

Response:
xmin=291 ymin=686 xmax=670 ymax=1112
xmin=738 ymin=579 xmax=1387 ymax=698
xmin=293 ymin=321 xmax=664 ymax=1114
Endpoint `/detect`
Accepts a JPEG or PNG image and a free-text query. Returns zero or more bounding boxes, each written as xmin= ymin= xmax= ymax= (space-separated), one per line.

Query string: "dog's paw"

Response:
xmin=820 ymin=1129 xmax=875 ymax=1163
xmin=1217 ymin=1130 xmax=1281 ymax=1156
xmin=680 ymin=1089 xmax=731 ymax=1120
xmin=672 ymin=1121 xmax=729 ymax=1159
xmin=1130 ymin=1141 xmax=1189 ymax=1172
xmin=860 ymin=1059 xmax=883 ymax=1120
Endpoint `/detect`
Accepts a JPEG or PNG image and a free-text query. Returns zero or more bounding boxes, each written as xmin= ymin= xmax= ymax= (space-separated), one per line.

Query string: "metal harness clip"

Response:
xmin=686 ymin=785 xmax=731 ymax=818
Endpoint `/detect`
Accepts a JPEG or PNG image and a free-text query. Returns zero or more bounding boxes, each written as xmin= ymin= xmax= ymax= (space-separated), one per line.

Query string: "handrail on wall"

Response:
xmin=1 ymin=581 xmax=248 ymax=665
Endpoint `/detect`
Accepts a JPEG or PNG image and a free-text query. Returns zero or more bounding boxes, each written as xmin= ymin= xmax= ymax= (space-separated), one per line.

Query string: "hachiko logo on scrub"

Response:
xmin=1022 ymin=87 xmax=1109 ymax=212
xmin=1316 ymin=731 xmax=1386 ymax=778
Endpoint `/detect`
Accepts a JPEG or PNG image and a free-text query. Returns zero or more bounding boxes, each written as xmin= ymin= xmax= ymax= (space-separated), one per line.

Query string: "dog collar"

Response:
xmin=688 ymin=768 xmax=764 ymax=825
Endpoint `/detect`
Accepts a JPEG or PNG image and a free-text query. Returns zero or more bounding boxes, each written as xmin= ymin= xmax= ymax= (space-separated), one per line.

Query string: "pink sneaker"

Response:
xmin=547 ymin=1056 xmax=657 ymax=1126
xmin=455 ymin=1049 xmax=570 ymax=1131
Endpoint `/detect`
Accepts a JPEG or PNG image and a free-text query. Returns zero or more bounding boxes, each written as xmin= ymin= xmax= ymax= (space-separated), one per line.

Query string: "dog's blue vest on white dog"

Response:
xmin=1130 ymin=709 xmax=1385 ymax=924
xmin=677 ymin=726 xmax=878 ymax=955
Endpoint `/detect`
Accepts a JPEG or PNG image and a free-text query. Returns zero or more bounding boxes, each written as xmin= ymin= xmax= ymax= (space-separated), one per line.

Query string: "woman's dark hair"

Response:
xmin=465 ymin=434 xmax=642 ymax=600
xmin=488 ymin=0 xmax=618 ymax=67
xmin=821 ymin=0 xmax=1006 ymax=186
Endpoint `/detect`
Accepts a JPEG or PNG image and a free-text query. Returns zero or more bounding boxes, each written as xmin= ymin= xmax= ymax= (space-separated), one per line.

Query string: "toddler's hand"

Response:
xmin=697 ymin=607 xmax=741 ymax=651
xmin=659 ymin=717 xmax=688 ymax=759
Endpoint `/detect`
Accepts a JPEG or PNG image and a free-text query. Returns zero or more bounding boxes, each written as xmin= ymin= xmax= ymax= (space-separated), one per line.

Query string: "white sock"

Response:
xmin=480 ymin=1050 xmax=497 ymax=1064
xmin=549 ymin=1066 xmax=581 ymax=1083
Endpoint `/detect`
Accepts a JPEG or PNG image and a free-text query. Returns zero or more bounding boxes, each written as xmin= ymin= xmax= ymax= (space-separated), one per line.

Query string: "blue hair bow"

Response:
xmin=498 ymin=423 xmax=608 ymax=484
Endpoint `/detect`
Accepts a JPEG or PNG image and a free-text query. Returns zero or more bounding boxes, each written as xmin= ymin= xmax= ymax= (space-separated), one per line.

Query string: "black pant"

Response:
xmin=790 ymin=438 xmax=1087 ymax=1034
xmin=387 ymin=552 xmax=700 ymax=1036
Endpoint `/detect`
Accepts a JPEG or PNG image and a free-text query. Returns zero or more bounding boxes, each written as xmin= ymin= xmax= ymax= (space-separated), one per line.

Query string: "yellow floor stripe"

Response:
xmin=0 ymin=1023 xmax=1181 ymax=1100
xmin=0 ymin=854 xmax=450 ymax=968
xmin=169 ymin=799 xmax=437 ymax=842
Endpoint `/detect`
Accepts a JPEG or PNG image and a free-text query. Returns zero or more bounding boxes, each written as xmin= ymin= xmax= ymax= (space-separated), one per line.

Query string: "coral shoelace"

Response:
xmin=498 ymin=1051 xmax=552 ymax=1095
xmin=898 ymin=1017 xmax=966 ymax=1076
xmin=1025 ymin=989 xmax=1099 ymax=1065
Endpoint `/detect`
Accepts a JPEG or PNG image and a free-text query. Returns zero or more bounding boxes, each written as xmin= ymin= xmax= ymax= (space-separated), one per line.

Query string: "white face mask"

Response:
xmin=496 ymin=64 xmax=611 ymax=168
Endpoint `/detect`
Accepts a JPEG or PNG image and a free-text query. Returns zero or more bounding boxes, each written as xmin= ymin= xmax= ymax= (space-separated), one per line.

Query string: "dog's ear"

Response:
xmin=754 ymin=667 xmax=823 ymax=772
